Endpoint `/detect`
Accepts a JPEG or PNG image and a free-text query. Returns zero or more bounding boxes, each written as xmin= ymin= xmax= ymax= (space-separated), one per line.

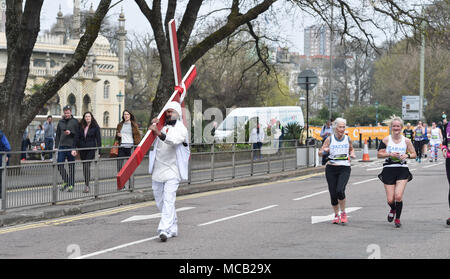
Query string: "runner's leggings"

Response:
xmin=325 ymin=165 xmax=351 ymax=206
xmin=414 ymin=140 xmax=424 ymax=159
xmin=430 ymin=143 xmax=440 ymax=159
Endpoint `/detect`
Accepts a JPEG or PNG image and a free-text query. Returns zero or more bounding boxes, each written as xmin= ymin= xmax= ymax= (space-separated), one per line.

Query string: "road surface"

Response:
xmin=0 ymin=155 xmax=448 ymax=259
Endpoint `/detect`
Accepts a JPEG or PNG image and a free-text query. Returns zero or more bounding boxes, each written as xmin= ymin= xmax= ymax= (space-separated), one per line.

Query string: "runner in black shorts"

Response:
xmin=378 ymin=116 xmax=416 ymax=228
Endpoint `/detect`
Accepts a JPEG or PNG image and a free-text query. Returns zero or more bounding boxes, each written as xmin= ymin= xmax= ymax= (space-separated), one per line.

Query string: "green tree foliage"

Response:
xmin=372 ymin=1 xmax=449 ymax=123
xmin=343 ymin=105 xmax=400 ymax=126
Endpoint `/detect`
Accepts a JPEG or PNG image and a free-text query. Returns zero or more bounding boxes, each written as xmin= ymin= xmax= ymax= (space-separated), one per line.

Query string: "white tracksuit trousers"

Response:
xmin=152 ymin=179 xmax=180 ymax=236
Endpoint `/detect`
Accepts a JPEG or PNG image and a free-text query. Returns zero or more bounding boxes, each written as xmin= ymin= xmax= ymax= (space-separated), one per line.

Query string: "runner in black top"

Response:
xmin=403 ymin=123 xmax=414 ymax=143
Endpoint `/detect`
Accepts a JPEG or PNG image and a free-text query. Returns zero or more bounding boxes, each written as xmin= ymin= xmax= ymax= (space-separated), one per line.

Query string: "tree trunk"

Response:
xmin=0 ymin=0 xmax=112 ymax=166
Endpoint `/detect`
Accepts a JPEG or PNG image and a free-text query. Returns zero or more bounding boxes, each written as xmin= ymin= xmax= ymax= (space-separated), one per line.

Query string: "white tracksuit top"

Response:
xmin=149 ymin=120 xmax=190 ymax=182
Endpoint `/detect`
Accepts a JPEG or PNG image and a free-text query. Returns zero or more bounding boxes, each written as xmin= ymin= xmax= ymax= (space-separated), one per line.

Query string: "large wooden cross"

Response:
xmin=117 ymin=19 xmax=197 ymax=189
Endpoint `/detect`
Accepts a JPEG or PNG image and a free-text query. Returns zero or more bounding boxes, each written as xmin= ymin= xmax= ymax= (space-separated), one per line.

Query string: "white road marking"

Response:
xmin=352 ymin=177 xmax=379 ymax=185
xmin=366 ymin=167 xmax=383 ymax=171
xmin=121 ymin=207 xmax=195 ymax=223
xmin=197 ymin=205 xmax=278 ymax=227
xmin=422 ymin=162 xmax=443 ymax=168
xmin=75 ymin=236 xmax=160 ymax=259
xmin=311 ymin=207 xmax=362 ymax=224
xmin=293 ymin=190 xmax=328 ymax=201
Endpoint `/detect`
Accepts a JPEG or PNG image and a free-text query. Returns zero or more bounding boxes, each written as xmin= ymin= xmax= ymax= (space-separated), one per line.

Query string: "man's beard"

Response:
xmin=165 ymin=115 xmax=178 ymax=126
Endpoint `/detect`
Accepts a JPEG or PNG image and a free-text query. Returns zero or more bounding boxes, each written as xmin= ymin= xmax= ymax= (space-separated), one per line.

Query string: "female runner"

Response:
xmin=377 ymin=116 xmax=416 ymax=228
xmin=319 ymin=118 xmax=356 ymax=225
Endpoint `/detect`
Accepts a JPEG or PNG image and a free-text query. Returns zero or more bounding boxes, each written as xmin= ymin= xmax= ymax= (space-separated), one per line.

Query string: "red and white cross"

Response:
xmin=117 ymin=19 xmax=197 ymax=189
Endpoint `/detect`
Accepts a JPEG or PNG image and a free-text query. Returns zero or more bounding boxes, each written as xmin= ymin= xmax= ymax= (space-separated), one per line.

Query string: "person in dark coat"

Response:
xmin=72 ymin=112 xmax=101 ymax=193
xmin=0 ymin=129 xmax=11 ymax=199
xmin=56 ymin=105 xmax=79 ymax=192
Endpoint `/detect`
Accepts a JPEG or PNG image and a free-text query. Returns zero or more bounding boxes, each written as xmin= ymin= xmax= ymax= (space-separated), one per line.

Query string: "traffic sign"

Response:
xmin=402 ymin=96 xmax=420 ymax=120
xmin=297 ymin=70 xmax=318 ymax=90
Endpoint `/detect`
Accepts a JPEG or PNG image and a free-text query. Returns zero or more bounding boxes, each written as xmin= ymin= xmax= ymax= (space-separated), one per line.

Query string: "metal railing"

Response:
xmin=0 ymin=140 xmax=318 ymax=211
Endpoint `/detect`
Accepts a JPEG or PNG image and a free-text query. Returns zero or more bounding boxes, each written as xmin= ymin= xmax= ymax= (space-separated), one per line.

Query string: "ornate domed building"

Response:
xmin=0 ymin=0 xmax=127 ymax=131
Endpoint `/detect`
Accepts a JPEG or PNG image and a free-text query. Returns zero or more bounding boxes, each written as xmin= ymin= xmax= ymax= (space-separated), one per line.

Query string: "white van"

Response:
xmin=214 ymin=106 xmax=304 ymax=142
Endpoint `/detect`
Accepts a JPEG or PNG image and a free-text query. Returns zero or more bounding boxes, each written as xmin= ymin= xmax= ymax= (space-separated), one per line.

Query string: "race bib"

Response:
xmin=389 ymin=156 xmax=402 ymax=163
xmin=333 ymin=154 xmax=349 ymax=160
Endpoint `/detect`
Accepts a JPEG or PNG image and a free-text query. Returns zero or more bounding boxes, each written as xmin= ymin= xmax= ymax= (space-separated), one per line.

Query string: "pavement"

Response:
xmin=0 ymin=165 xmax=325 ymax=228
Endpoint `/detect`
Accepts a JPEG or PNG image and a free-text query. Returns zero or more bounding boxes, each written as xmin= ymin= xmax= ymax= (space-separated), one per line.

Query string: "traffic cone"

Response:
xmin=359 ymin=140 xmax=373 ymax=162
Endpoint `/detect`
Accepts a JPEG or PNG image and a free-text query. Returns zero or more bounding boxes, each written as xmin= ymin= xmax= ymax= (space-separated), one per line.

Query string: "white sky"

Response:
xmin=38 ymin=0 xmax=323 ymax=54
xmin=38 ymin=0 xmax=428 ymax=55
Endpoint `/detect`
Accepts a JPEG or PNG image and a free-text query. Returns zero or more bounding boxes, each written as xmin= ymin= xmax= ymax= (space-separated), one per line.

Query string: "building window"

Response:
xmin=104 ymin=80 xmax=110 ymax=99
xmin=83 ymin=94 xmax=92 ymax=114
xmin=103 ymin=111 xmax=110 ymax=127
xmin=67 ymin=93 xmax=77 ymax=116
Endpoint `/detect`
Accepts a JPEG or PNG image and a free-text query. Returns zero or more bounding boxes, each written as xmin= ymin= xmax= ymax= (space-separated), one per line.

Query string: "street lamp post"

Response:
xmin=297 ymin=70 xmax=318 ymax=145
xmin=375 ymin=101 xmax=379 ymax=125
xmin=412 ymin=4 xmax=431 ymax=121
xmin=116 ymin=90 xmax=124 ymax=122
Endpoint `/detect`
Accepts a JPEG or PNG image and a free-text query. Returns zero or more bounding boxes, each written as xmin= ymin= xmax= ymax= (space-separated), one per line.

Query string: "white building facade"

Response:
xmin=0 ymin=1 xmax=127 ymax=131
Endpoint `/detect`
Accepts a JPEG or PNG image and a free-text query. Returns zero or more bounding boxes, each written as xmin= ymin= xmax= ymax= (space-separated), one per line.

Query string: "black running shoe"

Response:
xmin=159 ymin=232 xmax=168 ymax=242
xmin=447 ymin=218 xmax=450 ymax=226
xmin=394 ymin=219 xmax=401 ymax=228
xmin=387 ymin=210 xmax=395 ymax=223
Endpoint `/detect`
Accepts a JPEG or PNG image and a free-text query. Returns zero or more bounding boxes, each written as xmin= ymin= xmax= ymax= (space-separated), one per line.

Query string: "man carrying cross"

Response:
xmin=148 ymin=101 xmax=189 ymax=242
xmin=116 ymin=19 xmax=194 ymax=241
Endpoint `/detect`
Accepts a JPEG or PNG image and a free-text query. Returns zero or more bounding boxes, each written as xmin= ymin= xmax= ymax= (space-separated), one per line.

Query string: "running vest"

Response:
xmin=384 ymin=135 xmax=408 ymax=168
xmin=328 ymin=134 xmax=350 ymax=166
xmin=429 ymin=128 xmax=441 ymax=145
xmin=414 ymin=127 xmax=424 ymax=141
xmin=403 ymin=129 xmax=413 ymax=140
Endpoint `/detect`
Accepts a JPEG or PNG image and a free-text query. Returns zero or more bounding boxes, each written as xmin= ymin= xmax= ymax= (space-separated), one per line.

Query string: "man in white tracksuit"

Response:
xmin=148 ymin=101 xmax=189 ymax=242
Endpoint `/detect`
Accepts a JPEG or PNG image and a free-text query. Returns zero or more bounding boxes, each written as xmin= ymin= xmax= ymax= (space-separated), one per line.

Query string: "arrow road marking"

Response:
xmin=121 ymin=207 xmax=195 ymax=223
xmin=311 ymin=207 xmax=362 ymax=224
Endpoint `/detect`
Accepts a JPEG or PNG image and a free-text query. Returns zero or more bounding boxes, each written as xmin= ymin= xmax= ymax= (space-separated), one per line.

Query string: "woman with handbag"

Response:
xmin=114 ymin=110 xmax=141 ymax=176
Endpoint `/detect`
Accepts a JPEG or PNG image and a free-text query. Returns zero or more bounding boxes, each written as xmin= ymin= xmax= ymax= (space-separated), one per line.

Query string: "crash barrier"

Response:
xmin=0 ymin=140 xmax=318 ymax=211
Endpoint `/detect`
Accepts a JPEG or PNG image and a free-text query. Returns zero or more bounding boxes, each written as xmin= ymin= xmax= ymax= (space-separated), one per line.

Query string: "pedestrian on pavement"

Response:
xmin=114 ymin=110 xmax=141 ymax=174
xmin=34 ymin=124 xmax=45 ymax=160
xmin=55 ymin=105 xmax=79 ymax=192
xmin=34 ymin=124 xmax=45 ymax=143
xmin=0 ymin=129 xmax=11 ymax=200
xmin=21 ymin=128 xmax=31 ymax=161
xmin=250 ymin=122 xmax=264 ymax=160
xmin=428 ymin=122 xmax=442 ymax=162
xmin=44 ymin=115 xmax=55 ymax=160
xmin=319 ymin=117 xmax=356 ymax=225
xmin=148 ymin=101 xmax=189 ymax=242
xmin=377 ymin=116 xmax=416 ymax=228
xmin=413 ymin=120 xmax=425 ymax=163
xmin=72 ymin=112 xmax=102 ymax=193
xmin=440 ymin=118 xmax=450 ymax=226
